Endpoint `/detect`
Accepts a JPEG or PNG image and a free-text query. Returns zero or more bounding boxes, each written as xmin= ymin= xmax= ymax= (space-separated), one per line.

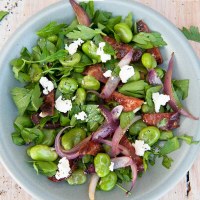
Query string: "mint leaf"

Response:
xmin=37 ymin=22 xmax=66 ymax=38
xmin=180 ymin=26 xmax=200 ymax=42
xmin=132 ymin=32 xmax=167 ymax=49
xmin=11 ymin=87 xmax=32 ymax=115
xmin=0 ymin=11 xmax=9 ymax=21
xmin=66 ymin=25 xmax=105 ymax=40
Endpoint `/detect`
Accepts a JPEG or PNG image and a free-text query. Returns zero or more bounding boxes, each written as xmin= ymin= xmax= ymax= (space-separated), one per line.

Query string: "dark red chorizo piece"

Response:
xmin=142 ymin=112 xmax=180 ymax=130
xmin=83 ymin=64 xmax=107 ymax=83
xmin=40 ymin=90 xmax=55 ymax=116
xmin=120 ymin=136 xmax=144 ymax=172
xmin=79 ymin=141 xmax=102 ymax=156
xmin=107 ymin=91 xmax=144 ymax=112
xmin=103 ymin=36 xmax=142 ymax=62
xmin=136 ymin=20 xmax=163 ymax=64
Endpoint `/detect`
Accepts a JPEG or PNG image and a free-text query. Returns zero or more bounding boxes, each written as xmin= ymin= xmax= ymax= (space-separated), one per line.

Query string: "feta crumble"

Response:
xmin=65 ymin=38 xmax=84 ymax=55
xmin=109 ymin=162 xmax=115 ymax=171
xmin=96 ymin=42 xmax=111 ymax=63
xmin=132 ymin=140 xmax=151 ymax=156
xmin=55 ymin=157 xmax=71 ymax=180
xmin=152 ymin=92 xmax=170 ymax=113
xmin=103 ymin=70 xmax=112 ymax=78
xmin=39 ymin=77 xmax=54 ymax=95
xmin=55 ymin=96 xmax=72 ymax=113
xmin=119 ymin=65 xmax=135 ymax=83
xmin=74 ymin=111 xmax=87 ymax=121
xmin=39 ymin=112 xmax=48 ymax=118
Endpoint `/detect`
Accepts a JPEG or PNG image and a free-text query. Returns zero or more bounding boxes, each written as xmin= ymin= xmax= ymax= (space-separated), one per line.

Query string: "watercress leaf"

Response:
xmin=162 ymin=155 xmax=173 ymax=169
xmin=124 ymin=12 xmax=133 ymax=29
xmin=20 ymin=47 xmax=32 ymax=60
xmin=0 ymin=11 xmax=9 ymax=21
xmin=180 ymin=26 xmax=200 ymax=43
xmin=14 ymin=115 xmax=33 ymax=131
xmin=80 ymin=1 xmax=94 ymax=19
xmin=33 ymin=161 xmax=57 ymax=176
xmin=64 ymin=19 xmax=78 ymax=34
xmin=11 ymin=132 xmax=25 ymax=146
xmin=173 ymin=79 xmax=189 ymax=100
xmin=106 ymin=16 xmax=122 ymax=31
xmin=37 ymin=22 xmax=66 ymax=38
xmin=160 ymin=137 xmax=180 ymax=155
xmin=178 ymin=135 xmax=199 ymax=145
xmin=132 ymin=32 xmax=167 ymax=49
xmin=93 ymin=10 xmax=112 ymax=25
xmin=11 ymin=87 xmax=32 ymax=115
xmin=120 ymin=111 xmax=135 ymax=129
xmin=30 ymin=84 xmax=43 ymax=112
xmin=115 ymin=167 xmax=132 ymax=182
xmin=11 ymin=58 xmax=26 ymax=80
xmin=143 ymin=151 xmax=151 ymax=171
xmin=66 ymin=25 xmax=105 ymax=40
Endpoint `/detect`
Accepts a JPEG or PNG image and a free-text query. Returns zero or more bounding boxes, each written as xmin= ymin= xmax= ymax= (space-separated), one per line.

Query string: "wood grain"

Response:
xmin=0 ymin=0 xmax=200 ymax=200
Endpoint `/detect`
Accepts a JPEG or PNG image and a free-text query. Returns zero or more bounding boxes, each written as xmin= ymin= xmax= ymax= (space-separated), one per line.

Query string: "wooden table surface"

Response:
xmin=0 ymin=0 xmax=200 ymax=199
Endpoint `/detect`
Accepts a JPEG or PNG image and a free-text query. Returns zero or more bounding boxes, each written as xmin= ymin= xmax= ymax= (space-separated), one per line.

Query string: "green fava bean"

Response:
xmin=29 ymin=64 xmax=43 ymax=82
xmin=141 ymin=53 xmax=157 ymax=69
xmin=94 ymin=153 xmax=111 ymax=177
xmin=59 ymin=53 xmax=81 ymax=67
xmin=61 ymin=128 xmax=86 ymax=150
xmin=75 ymin=88 xmax=86 ymax=105
xmin=99 ymin=172 xmax=117 ymax=191
xmin=71 ymin=72 xmax=84 ymax=86
xmin=114 ymin=23 xmax=133 ymax=43
xmin=160 ymin=130 xmax=173 ymax=140
xmin=41 ymin=129 xmax=57 ymax=146
xmin=138 ymin=126 xmax=160 ymax=146
xmin=67 ymin=169 xmax=87 ymax=185
xmin=30 ymin=145 xmax=58 ymax=161
xmin=81 ymin=75 xmax=100 ymax=91
xmin=82 ymin=41 xmax=100 ymax=62
xmin=141 ymin=104 xmax=155 ymax=113
xmin=58 ymin=77 xmax=78 ymax=94
xmin=129 ymin=119 xmax=147 ymax=136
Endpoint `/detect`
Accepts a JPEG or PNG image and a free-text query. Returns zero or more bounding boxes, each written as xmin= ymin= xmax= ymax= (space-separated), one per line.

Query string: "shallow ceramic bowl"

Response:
xmin=0 ymin=0 xmax=200 ymax=199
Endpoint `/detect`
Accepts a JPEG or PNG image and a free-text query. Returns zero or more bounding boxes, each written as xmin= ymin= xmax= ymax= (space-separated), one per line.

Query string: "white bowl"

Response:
xmin=0 ymin=0 xmax=200 ymax=199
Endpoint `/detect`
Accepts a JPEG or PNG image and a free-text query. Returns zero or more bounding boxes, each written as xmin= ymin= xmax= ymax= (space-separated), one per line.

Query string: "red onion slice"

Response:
xmin=111 ymin=105 xmax=124 ymax=121
xmin=148 ymin=69 xmax=162 ymax=85
xmin=100 ymin=50 xmax=133 ymax=99
xmin=89 ymin=174 xmax=100 ymax=200
xmin=112 ymin=116 xmax=141 ymax=156
xmin=164 ymin=53 xmax=199 ymax=120
xmin=69 ymin=0 xmax=91 ymax=27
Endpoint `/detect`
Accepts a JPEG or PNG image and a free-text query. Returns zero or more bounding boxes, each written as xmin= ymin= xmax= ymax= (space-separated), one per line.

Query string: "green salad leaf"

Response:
xmin=162 ymin=155 xmax=173 ymax=169
xmin=160 ymin=137 xmax=180 ymax=155
xmin=0 ymin=11 xmax=9 ymax=21
xmin=80 ymin=0 xmax=94 ymax=19
xmin=124 ymin=12 xmax=133 ymax=29
xmin=180 ymin=26 xmax=200 ymax=43
xmin=178 ymin=135 xmax=199 ymax=145
xmin=173 ymin=79 xmax=189 ymax=100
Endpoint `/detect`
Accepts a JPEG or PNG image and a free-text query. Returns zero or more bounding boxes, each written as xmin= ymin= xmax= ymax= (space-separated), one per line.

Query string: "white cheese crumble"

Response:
xmin=152 ymin=92 xmax=170 ymax=113
xmin=96 ymin=42 xmax=111 ymax=63
xmin=109 ymin=162 xmax=115 ymax=171
xmin=103 ymin=70 xmax=112 ymax=78
xmin=132 ymin=140 xmax=151 ymax=156
xmin=65 ymin=38 xmax=84 ymax=55
xmin=39 ymin=112 xmax=48 ymax=118
xmin=55 ymin=157 xmax=71 ymax=180
xmin=55 ymin=96 xmax=72 ymax=113
xmin=119 ymin=65 xmax=135 ymax=83
xmin=39 ymin=77 xmax=54 ymax=95
xmin=74 ymin=111 xmax=87 ymax=121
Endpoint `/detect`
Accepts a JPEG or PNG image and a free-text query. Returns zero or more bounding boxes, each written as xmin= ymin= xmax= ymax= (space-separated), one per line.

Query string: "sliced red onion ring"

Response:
xmin=111 ymin=105 xmax=124 ymax=121
xmin=69 ymin=0 xmax=91 ymax=27
xmin=148 ymin=69 xmax=162 ymax=85
xmin=100 ymin=50 xmax=133 ymax=99
xmin=86 ymin=90 xmax=101 ymax=98
xmin=89 ymin=174 xmax=100 ymax=200
xmin=98 ymin=105 xmax=114 ymax=124
xmin=164 ymin=53 xmax=199 ymax=120
xmin=111 ymin=156 xmax=138 ymax=193
xmin=112 ymin=116 xmax=141 ymax=156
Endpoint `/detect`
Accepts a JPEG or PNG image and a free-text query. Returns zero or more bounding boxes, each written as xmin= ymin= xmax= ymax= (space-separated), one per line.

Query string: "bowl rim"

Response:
xmin=0 ymin=0 xmax=200 ymax=200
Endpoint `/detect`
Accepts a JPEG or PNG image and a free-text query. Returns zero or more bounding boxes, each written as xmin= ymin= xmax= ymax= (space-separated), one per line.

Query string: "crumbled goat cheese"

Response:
xmin=132 ymin=140 xmax=151 ymax=156
xmin=55 ymin=157 xmax=71 ymax=180
xmin=65 ymin=38 xmax=84 ymax=55
xmin=103 ymin=70 xmax=112 ymax=78
xmin=39 ymin=112 xmax=48 ymax=118
xmin=96 ymin=42 xmax=111 ymax=63
xmin=119 ymin=65 xmax=135 ymax=83
xmin=55 ymin=96 xmax=72 ymax=113
xmin=109 ymin=162 xmax=115 ymax=171
xmin=74 ymin=111 xmax=87 ymax=121
xmin=39 ymin=77 xmax=54 ymax=95
xmin=152 ymin=92 xmax=170 ymax=113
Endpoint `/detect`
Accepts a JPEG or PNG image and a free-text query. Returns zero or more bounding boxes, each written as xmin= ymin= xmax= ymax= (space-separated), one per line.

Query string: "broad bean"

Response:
xmin=59 ymin=53 xmax=81 ymax=67
xmin=99 ymin=172 xmax=117 ymax=191
xmin=141 ymin=53 xmax=157 ymax=69
xmin=75 ymin=88 xmax=86 ymax=105
xmin=71 ymin=72 xmax=84 ymax=86
xmin=129 ymin=119 xmax=147 ymax=135
xmin=58 ymin=77 xmax=78 ymax=94
xmin=81 ymin=75 xmax=100 ymax=91
xmin=67 ymin=169 xmax=87 ymax=185
xmin=160 ymin=130 xmax=173 ymax=140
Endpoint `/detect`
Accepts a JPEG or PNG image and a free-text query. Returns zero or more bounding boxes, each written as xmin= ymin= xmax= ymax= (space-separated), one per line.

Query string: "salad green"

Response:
xmin=10 ymin=0 xmax=199 ymax=199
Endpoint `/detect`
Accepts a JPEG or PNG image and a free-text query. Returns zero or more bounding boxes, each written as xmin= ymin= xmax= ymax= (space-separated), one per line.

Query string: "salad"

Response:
xmin=10 ymin=0 xmax=199 ymax=199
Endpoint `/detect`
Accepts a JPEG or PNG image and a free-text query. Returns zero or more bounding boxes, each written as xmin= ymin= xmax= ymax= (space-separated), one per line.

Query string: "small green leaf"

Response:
xmin=173 ymin=79 xmax=189 ymax=100
xmin=30 ymin=84 xmax=43 ymax=112
xmin=178 ymin=135 xmax=199 ymax=145
xmin=162 ymin=155 xmax=173 ymax=169
xmin=0 ymin=11 xmax=9 ymax=21
xmin=143 ymin=151 xmax=151 ymax=171
xmin=80 ymin=1 xmax=94 ymax=19
xmin=124 ymin=12 xmax=133 ymax=29
xmin=180 ymin=26 xmax=200 ymax=42
xmin=160 ymin=137 xmax=180 ymax=155
xmin=12 ymin=132 xmax=25 ymax=146
xmin=21 ymin=128 xmax=44 ymax=144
